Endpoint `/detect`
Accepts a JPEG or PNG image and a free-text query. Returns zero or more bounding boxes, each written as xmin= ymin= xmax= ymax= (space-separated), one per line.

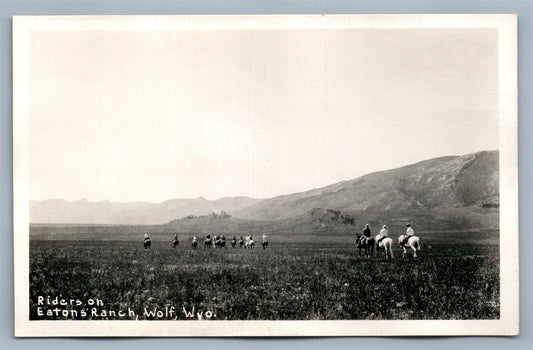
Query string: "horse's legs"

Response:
xmin=412 ymin=246 xmax=418 ymax=258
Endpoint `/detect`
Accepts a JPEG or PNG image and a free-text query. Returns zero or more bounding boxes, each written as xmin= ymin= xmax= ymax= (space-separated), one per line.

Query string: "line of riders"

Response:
xmin=143 ymin=232 xmax=269 ymax=250
xmin=356 ymin=223 xmax=421 ymax=258
xmin=142 ymin=223 xmax=420 ymax=258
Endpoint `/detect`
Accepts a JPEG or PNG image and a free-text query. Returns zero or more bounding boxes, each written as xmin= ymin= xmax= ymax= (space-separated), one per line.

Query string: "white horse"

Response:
xmin=398 ymin=234 xmax=420 ymax=258
xmin=244 ymin=236 xmax=255 ymax=249
xmin=375 ymin=234 xmax=394 ymax=259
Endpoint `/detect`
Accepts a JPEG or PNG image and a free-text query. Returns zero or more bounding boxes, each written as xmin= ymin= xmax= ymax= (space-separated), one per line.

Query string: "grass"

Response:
xmin=29 ymin=238 xmax=499 ymax=320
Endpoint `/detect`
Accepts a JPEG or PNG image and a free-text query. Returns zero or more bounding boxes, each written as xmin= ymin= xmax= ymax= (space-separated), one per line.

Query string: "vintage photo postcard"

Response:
xmin=13 ymin=15 xmax=518 ymax=336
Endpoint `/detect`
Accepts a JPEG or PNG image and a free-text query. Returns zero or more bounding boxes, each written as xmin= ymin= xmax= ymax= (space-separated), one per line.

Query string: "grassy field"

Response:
xmin=29 ymin=236 xmax=500 ymax=320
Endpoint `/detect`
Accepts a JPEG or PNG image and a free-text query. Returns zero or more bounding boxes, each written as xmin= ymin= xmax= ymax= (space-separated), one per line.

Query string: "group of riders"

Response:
xmin=359 ymin=223 xmax=415 ymax=245
xmin=143 ymin=232 xmax=269 ymax=250
xmin=356 ymin=222 xmax=420 ymax=258
xmin=142 ymin=223 xmax=419 ymax=257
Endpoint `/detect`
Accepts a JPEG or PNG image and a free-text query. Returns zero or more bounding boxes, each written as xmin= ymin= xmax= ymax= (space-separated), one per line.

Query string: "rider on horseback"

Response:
xmin=402 ymin=223 xmax=414 ymax=247
xmin=143 ymin=232 xmax=151 ymax=248
xmin=377 ymin=225 xmax=388 ymax=244
xmin=361 ymin=224 xmax=371 ymax=244
xmin=262 ymin=233 xmax=268 ymax=249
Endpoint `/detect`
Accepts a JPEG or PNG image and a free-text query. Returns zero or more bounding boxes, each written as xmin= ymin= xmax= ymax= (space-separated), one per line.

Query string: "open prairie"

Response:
xmin=29 ymin=226 xmax=499 ymax=320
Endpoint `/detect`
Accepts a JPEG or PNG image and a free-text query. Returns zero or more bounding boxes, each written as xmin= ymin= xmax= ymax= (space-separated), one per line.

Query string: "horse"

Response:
xmin=143 ymin=238 xmax=151 ymax=249
xmin=231 ymin=237 xmax=237 ymax=248
xmin=355 ymin=233 xmax=374 ymax=257
xmin=398 ymin=234 xmax=420 ymax=258
xmin=245 ymin=236 xmax=255 ymax=249
xmin=262 ymin=240 xmax=268 ymax=249
xmin=374 ymin=234 xmax=394 ymax=259
xmin=214 ymin=236 xmax=224 ymax=248
xmin=204 ymin=236 xmax=212 ymax=248
xmin=238 ymin=237 xmax=244 ymax=248
xmin=173 ymin=237 xmax=179 ymax=248
xmin=192 ymin=236 xmax=198 ymax=250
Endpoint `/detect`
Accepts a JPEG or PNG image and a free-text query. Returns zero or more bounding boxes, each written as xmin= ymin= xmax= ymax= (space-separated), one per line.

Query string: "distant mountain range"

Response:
xmin=30 ymin=150 xmax=498 ymax=225
xmin=30 ymin=196 xmax=261 ymax=225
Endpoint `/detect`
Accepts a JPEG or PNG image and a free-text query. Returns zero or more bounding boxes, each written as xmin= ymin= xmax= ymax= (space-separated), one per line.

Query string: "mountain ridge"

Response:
xmin=30 ymin=150 xmax=498 ymax=225
xmin=232 ymin=150 xmax=498 ymax=220
xmin=30 ymin=196 xmax=262 ymax=225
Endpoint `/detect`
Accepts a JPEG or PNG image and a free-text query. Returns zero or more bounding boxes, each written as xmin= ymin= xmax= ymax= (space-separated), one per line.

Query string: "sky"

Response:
xmin=28 ymin=27 xmax=499 ymax=203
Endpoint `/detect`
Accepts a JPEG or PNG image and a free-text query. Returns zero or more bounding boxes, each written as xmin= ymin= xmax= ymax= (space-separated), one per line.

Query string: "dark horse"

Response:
xmin=262 ymin=240 xmax=268 ymax=249
xmin=355 ymin=233 xmax=374 ymax=257
xmin=173 ymin=237 xmax=179 ymax=248
xmin=144 ymin=238 xmax=151 ymax=249
xmin=214 ymin=236 xmax=226 ymax=248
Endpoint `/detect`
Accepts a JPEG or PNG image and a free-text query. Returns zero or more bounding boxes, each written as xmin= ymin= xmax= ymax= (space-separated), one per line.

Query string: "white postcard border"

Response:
xmin=13 ymin=14 xmax=518 ymax=337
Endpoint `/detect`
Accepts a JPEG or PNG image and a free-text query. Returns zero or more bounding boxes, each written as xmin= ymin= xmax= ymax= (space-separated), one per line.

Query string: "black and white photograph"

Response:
xmin=13 ymin=14 xmax=518 ymax=336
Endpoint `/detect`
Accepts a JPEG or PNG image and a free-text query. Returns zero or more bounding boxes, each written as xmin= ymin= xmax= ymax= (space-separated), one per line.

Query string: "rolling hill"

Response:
xmin=232 ymin=150 xmax=499 ymax=220
xmin=164 ymin=206 xmax=498 ymax=236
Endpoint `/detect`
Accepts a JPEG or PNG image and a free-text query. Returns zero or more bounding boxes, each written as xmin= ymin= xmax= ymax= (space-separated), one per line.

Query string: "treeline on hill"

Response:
xmin=310 ymin=208 xmax=356 ymax=226
xmin=168 ymin=211 xmax=232 ymax=224
xmin=170 ymin=208 xmax=353 ymax=225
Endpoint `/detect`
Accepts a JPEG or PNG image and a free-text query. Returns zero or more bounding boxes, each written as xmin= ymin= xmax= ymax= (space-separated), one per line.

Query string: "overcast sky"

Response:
xmin=29 ymin=27 xmax=498 ymax=203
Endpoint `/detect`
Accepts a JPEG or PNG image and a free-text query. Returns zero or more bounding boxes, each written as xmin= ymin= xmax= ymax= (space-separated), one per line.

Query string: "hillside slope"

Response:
xmin=233 ymin=150 xmax=498 ymax=220
xmin=164 ymin=207 xmax=498 ymax=236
